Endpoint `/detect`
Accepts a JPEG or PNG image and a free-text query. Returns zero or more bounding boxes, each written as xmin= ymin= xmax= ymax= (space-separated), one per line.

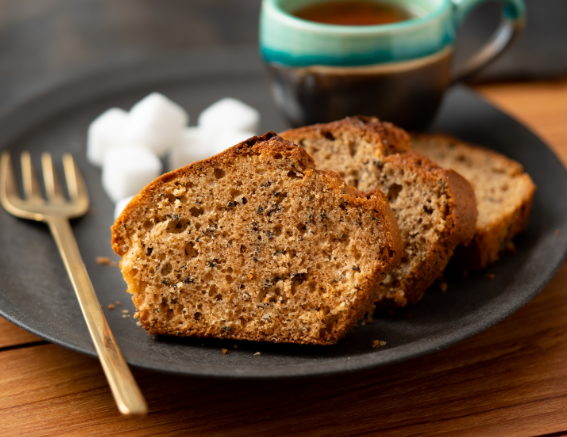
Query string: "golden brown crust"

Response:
xmin=112 ymin=132 xmax=402 ymax=345
xmin=280 ymin=115 xmax=411 ymax=156
xmin=412 ymin=133 xmax=526 ymax=175
xmin=443 ymin=169 xmax=478 ymax=248
xmin=412 ymin=133 xmax=536 ymax=270
xmin=454 ymin=176 xmax=534 ymax=269
xmin=369 ymin=151 xmax=477 ymax=306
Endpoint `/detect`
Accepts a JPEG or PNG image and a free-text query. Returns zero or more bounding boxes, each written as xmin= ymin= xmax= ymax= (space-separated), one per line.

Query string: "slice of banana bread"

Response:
xmin=367 ymin=152 xmax=477 ymax=306
xmin=412 ymin=133 xmax=536 ymax=269
xmin=281 ymin=120 xmax=477 ymax=307
xmin=280 ymin=116 xmax=411 ymax=192
xmin=112 ymin=132 xmax=402 ymax=345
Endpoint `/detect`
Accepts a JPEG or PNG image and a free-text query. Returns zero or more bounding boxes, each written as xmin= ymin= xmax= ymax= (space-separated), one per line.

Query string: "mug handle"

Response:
xmin=451 ymin=0 xmax=526 ymax=83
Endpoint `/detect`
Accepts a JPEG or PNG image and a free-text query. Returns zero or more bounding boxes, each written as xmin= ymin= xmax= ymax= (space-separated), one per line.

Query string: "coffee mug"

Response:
xmin=260 ymin=0 xmax=526 ymax=129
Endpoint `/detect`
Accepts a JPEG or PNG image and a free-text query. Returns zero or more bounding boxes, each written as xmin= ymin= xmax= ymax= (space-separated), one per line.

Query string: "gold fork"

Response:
xmin=0 ymin=151 xmax=147 ymax=416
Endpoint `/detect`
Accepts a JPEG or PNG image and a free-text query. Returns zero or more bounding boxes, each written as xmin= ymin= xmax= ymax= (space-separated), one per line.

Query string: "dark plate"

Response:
xmin=1 ymin=47 xmax=566 ymax=379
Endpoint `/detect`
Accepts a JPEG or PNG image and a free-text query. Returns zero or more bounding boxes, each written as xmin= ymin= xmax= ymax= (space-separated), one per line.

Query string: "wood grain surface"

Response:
xmin=0 ymin=318 xmax=41 ymax=349
xmin=1 ymin=81 xmax=567 ymax=436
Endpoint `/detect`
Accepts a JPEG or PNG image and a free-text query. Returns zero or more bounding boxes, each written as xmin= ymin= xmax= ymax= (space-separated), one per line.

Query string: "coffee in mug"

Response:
xmin=292 ymin=0 xmax=415 ymax=26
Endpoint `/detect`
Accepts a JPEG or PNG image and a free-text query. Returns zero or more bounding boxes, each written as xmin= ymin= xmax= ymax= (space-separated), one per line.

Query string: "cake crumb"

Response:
xmin=366 ymin=318 xmax=373 ymax=325
xmin=505 ymin=241 xmax=516 ymax=253
xmin=88 ymin=207 xmax=97 ymax=216
xmin=360 ymin=320 xmax=366 ymax=326
xmin=122 ymin=314 xmax=130 ymax=318
xmin=233 ymin=344 xmax=238 ymax=349
xmin=116 ymin=301 xmax=121 ymax=306
xmin=136 ymin=321 xmax=142 ymax=327
xmin=108 ymin=304 xmax=115 ymax=310
xmin=486 ymin=273 xmax=495 ymax=279
xmin=439 ymin=282 xmax=448 ymax=292
xmin=122 ymin=309 xmax=129 ymax=314
xmin=254 ymin=352 xmax=261 ymax=356
xmin=372 ymin=340 xmax=386 ymax=348
xmin=96 ymin=256 xmax=117 ymax=267
xmin=222 ymin=349 xmax=228 ymax=354
xmin=556 ymin=229 xmax=561 ymax=235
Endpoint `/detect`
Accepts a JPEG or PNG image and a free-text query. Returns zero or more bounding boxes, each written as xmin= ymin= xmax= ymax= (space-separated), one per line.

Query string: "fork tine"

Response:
xmin=21 ymin=151 xmax=44 ymax=202
xmin=0 ymin=151 xmax=21 ymax=209
xmin=62 ymin=153 xmax=88 ymax=203
xmin=41 ymin=152 xmax=66 ymax=203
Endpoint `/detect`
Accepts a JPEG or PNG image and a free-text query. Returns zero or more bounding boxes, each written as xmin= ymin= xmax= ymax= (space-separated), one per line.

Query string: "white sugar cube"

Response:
xmin=102 ymin=145 xmax=162 ymax=202
xmin=87 ymin=108 xmax=128 ymax=167
xmin=168 ymin=128 xmax=255 ymax=171
xmin=210 ymin=130 xmax=256 ymax=154
xmin=123 ymin=93 xmax=188 ymax=157
xmin=198 ymin=98 xmax=260 ymax=134
xmin=114 ymin=196 xmax=134 ymax=220
xmin=168 ymin=128 xmax=212 ymax=171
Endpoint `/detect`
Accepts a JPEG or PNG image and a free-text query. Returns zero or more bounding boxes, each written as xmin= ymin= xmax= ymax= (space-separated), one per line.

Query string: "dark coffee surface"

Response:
xmin=292 ymin=0 xmax=414 ymax=26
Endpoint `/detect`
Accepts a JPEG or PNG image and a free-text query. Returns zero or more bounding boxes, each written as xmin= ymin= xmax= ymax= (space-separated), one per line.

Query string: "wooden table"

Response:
xmin=1 ymin=80 xmax=567 ymax=436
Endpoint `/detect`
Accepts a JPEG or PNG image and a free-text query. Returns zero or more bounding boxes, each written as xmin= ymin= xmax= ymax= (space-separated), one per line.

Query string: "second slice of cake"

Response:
xmin=281 ymin=117 xmax=478 ymax=307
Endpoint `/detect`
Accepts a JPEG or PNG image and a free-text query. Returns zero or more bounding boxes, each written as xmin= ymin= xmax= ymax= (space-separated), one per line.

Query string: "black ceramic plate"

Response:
xmin=1 ymin=47 xmax=566 ymax=379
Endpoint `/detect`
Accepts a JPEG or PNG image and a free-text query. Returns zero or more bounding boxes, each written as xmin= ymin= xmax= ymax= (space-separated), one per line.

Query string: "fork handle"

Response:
xmin=46 ymin=216 xmax=148 ymax=416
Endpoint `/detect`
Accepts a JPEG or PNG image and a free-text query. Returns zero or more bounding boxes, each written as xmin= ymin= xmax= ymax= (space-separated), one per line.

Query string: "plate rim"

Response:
xmin=0 ymin=48 xmax=566 ymax=379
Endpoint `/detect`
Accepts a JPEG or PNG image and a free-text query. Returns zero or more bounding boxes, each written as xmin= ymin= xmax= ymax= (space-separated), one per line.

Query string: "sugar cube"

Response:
xmin=123 ymin=93 xmax=188 ymax=157
xmin=87 ymin=108 xmax=128 ymax=167
xmin=168 ymin=128 xmax=255 ymax=171
xmin=114 ymin=196 xmax=134 ymax=220
xmin=210 ymin=130 xmax=256 ymax=155
xmin=198 ymin=98 xmax=260 ymax=134
xmin=102 ymin=145 xmax=162 ymax=202
xmin=168 ymin=128 xmax=211 ymax=171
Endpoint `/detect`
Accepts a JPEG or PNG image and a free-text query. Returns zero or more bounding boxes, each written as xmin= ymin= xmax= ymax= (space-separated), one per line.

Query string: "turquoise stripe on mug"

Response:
xmin=260 ymin=0 xmax=526 ymax=68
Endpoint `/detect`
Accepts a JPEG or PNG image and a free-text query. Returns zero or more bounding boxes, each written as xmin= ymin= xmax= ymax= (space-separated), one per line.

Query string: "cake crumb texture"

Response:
xmin=282 ymin=119 xmax=477 ymax=307
xmin=412 ymin=133 xmax=535 ymax=269
xmin=112 ymin=132 xmax=402 ymax=345
xmin=281 ymin=116 xmax=411 ymax=192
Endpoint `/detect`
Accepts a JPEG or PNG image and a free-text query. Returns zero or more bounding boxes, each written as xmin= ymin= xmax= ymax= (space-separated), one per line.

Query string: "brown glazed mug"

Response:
xmin=260 ymin=0 xmax=526 ymax=129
